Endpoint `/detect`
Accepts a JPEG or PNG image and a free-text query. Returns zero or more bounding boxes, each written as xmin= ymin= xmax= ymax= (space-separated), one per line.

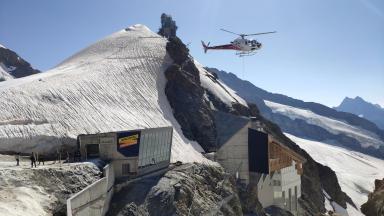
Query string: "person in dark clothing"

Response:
xmin=38 ymin=154 xmax=44 ymax=165
xmin=74 ymin=150 xmax=81 ymax=162
xmin=15 ymin=152 xmax=20 ymax=166
xmin=30 ymin=152 xmax=36 ymax=168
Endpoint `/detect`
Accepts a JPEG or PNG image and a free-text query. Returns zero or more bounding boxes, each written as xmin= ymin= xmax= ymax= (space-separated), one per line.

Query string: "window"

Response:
xmin=274 ymin=191 xmax=282 ymax=198
xmin=272 ymin=180 xmax=281 ymax=186
xmin=122 ymin=163 xmax=130 ymax=175
xmin=288 ymin=188 xmax=292 ymax=210
xmin=86 ymin=144 xmax=99 ymax=158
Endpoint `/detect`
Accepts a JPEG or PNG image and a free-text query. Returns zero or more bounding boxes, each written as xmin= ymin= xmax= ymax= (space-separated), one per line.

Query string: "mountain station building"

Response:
xmin=78 ymin=127 xmax=173 ymax=179
xmin=214 ymin=111 xmax=306 ymax=215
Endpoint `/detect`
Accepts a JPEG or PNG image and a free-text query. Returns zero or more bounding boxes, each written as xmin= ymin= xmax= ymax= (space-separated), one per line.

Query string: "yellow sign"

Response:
xmin=118 ymin=134 xmax=139 ymax=148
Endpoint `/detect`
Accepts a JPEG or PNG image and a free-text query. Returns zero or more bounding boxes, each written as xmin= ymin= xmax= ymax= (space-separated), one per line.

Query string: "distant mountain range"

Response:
xmin=0 ymin=44 xmax=39 ymax=81
xmin=206 ymin=67 xmax=384 ymax=159
xmin=335 ymin=96 xmax=384 ymax=130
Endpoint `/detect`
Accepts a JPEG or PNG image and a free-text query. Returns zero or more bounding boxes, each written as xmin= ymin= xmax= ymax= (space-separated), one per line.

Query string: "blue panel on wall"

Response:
xmin=117 ymin=130 xmax=141 ymax=157
xmin=248 ymin=128 xmax=269 ymax=174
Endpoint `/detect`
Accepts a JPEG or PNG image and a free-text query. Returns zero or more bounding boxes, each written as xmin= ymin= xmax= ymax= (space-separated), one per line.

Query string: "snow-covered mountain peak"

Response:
xmin=57 ymin=24 xmax=162 ymax=69
xmin=125 ymin=23 xmax=151 ymax=32
xmin=0 ymin=25 xmax=223 ymax=164
xmin=336 ymin=96 xmax=384 ymax=130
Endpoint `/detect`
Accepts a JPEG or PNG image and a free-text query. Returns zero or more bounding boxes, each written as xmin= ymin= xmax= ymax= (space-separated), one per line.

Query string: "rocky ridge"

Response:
xmin=0 ymin=46 xmax=39 ymax=81
xmin=361 ymin=178 xmax=384 ymax=216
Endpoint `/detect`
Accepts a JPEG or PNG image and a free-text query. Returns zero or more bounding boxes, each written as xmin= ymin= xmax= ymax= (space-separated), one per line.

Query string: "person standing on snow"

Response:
xmin=15 ymin=152 xmax=20 ymax=166
xmin=38 ymin=153 xmax=45 ymax=165
xmin=30 ymin=152 xmax=36 ymax=168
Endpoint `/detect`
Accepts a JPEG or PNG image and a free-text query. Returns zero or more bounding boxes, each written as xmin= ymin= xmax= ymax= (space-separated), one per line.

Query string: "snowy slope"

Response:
xmin=265 ymin=100 xmax=384 ymax=149
xmin=287 ymin=133 xmax=384 ymax=216
xmin=195 ymin=61 xmax=248 ymax=108
xmin=0 ymin=24 xmax=220 ymax=163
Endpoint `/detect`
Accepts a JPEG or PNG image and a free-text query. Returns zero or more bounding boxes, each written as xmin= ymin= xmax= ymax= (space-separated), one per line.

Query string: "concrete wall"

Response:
xmin=216 ymin=122 xmax=251 ymax=184
xmin=111 ymin=158 xmax=138 ymax=177
xmin=256 ymin=173 xmax=276 ymax=208
xmin=255 ymin=162 xmax=301 ymax=216
xmin=67 ymin=164 xmax=115 ymax=216
xmin=280 ymin=162 xmax=301 ymax=215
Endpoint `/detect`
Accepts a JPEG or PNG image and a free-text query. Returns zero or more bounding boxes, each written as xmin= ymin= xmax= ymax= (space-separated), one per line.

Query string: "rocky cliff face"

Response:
xmin=0 ymin=46 xmax=39 ymax=80
xmin=164 ymin=37 xmax=218 ymax=152
xmin=108 ymin=163 xmax=244 ymax=216
xmin=361 ymin=178 xmax=384 ymax=216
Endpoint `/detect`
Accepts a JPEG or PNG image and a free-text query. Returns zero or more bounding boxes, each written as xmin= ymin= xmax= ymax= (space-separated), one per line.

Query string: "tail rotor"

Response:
xmin=201 ymin=41 xmax=210 ymax=53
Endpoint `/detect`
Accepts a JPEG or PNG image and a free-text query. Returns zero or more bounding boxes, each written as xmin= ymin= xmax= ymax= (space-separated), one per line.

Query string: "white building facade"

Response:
xmin=256 ymin=161 xmax=301 ymax=215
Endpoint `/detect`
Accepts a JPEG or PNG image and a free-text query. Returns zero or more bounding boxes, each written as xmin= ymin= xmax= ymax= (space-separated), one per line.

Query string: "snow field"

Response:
xmin=195 ymin=61 xmax=248 ymax=108
xmin=287 ymin=133 xmax=384 ymax=216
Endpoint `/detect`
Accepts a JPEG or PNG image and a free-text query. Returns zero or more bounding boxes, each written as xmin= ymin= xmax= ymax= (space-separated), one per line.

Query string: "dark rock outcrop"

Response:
xmin=158 ymin=13 xmax=178 ymax=38
xmin=361 ymin=178 xmax=384 ymax=216
xmin=237 ymin=183 xmax=266 ymax=215
xmin=317 ymin=163 xmax=355 ymax=209
xmin=0 ymin=46 xmax=39 ymax=79
xmin=164 ymin=37 xmax=218 ymax=152
xmin=109 ymin=163 xmax=243 ymax=216
xmin=265 ymin=205 xmax=294 ymax=216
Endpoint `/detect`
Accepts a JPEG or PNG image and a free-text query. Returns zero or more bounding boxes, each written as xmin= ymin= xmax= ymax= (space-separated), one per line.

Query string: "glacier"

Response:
xmin=287 ymin=133 xmax=384 ymax=216
xmin=265 ymin=100 xmax=384 ymax=149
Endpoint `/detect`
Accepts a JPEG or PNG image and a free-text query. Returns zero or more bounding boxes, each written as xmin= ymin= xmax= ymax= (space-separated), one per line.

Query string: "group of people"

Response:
xmin=15 ymin=152 xmax=45 ymax=168
xmin=30 ymin=152 xmax=45 ymax=168
xmin=15 ymin=150 xmax=81 ymax=168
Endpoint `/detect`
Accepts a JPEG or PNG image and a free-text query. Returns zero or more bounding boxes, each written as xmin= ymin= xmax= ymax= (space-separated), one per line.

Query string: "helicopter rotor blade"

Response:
xmin=245 ymin=31 xmax=277 ymax=36
xmin=220 ymin=28 xmax=241 ymax=36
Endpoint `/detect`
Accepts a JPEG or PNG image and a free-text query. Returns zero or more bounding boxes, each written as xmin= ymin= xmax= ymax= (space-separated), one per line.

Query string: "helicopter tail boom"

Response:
xmin=201 ymin=41 xmax=241 ymax=53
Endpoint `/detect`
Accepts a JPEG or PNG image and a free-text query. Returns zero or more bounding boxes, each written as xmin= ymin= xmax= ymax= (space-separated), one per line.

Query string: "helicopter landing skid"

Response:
xmin=236 ymin=51 xmax=256 ymax=57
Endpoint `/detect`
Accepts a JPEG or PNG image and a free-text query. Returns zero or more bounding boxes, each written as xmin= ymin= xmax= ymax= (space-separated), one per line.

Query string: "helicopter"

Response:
xmin=202 ymin=29 xmax=276 ymax=57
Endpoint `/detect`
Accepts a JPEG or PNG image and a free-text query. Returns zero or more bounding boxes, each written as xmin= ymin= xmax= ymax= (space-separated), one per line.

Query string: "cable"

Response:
xmin=241 ymin=56 xmax=245 ymax=78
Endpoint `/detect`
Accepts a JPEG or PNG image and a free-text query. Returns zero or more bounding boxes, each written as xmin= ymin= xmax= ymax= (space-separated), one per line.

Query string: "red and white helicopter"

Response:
xmin=202 ymin=29 xmax=276 ymax=57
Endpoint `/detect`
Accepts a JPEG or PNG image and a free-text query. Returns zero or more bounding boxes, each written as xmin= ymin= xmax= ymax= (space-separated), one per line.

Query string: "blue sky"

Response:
xmin=1 ymin=0 xmax=383 ymax=107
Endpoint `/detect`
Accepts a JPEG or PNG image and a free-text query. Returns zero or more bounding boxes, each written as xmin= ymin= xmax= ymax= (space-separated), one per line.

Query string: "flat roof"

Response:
xmin=77 ymin=126 xmax=173 ymax=137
